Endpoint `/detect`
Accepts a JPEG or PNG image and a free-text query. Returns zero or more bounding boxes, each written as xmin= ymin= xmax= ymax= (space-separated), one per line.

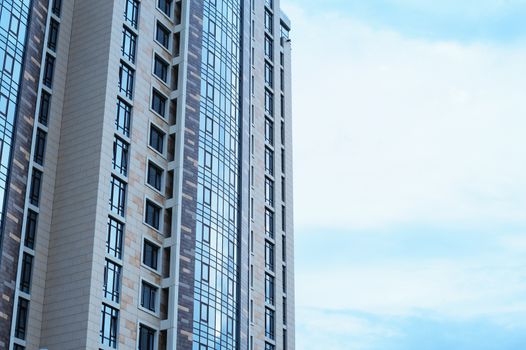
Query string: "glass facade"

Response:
xmin=193 ymin=0 xmax=242 ymax=349
xmin=0 ymin=0 xmax=31 ymax=232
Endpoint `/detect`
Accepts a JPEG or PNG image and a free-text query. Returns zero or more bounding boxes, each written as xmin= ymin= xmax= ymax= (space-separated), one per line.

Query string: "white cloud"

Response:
xmin=284 ymin=5 xmax=526 ymax=230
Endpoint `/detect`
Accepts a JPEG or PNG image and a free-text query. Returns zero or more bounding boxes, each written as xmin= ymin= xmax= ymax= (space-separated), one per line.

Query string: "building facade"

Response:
xmin=0 ymin=0 xmax=293 ymax=349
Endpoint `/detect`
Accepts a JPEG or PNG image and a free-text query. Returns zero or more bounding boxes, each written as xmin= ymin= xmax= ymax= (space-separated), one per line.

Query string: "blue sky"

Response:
xmin=281 ymin=0 xmax=526 ymax=349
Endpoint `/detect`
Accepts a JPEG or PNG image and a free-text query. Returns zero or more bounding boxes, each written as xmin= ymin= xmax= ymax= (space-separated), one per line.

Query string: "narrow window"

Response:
xmin=151 ymin=89 xmax=167 ymax=117
xmin=100 ymin=304 xmax=119 ymax=348
xmin=265 ymin=209 xmax=274 ymax=238
xmin=24 ymin=210 xmax=38 ymax=249
xmin=154 ymin=55 xmax=169 ymax=82
xmin=15 ymin=298 xmax=29 ymax=340
xmin=265 ymin=273 xmax=274 ymax=305
xmin=265 ymin=118 xmax=274 ymax=145
xmin=52 ymin=0 xmax=62 ymax=16
xmin=29 ymin=170 xmax=43 ymax=206
xmin=156 ymin=22 xmax=170 ymax=49
xmin=147 ymin=161 xmax=163 ymax=191
xmin=103 ymin=259 xmax=121 ymax=303
xmin=38 ymin=90 xmax=51 ymax=126
xmin=43 ymin=55 xmax=55 ymax=88
xmin=109 ymin=176 xmax=126 ymax=216
xmin=116 ymin=98 xmax=131 ymax=136
xmin=47 ymin=19 xmax=60 ymax=51
xmin=265 ymin=147 xmax=274 ymax=175
xmin=119 ymin=62 xmax=135 ymax=99
xmin=145 ymin=200 xmax=161 ymax=230
xmin=33 ymin=129 xmax=47 ymax=165
xmin=149 ymin=124 xmax=165 ymax=153
xmin=265 ymin=177 xmax=274 ymax=207
xmin=264 ymin=62 xmax=273 ymax=88
xmin=124 ymin=0 xmax=139 ymax=28
xmin=19 ymin=254 xmax=33 ymax=294
xmin=106 ymin=217 xmax=124 ymax=259
xmin=265 ymin=89 xmax=274 ymax=116
xmin=112 ymin=137 xmax=129 ymax=176
xmin=143 ymin=240 xmax=159 ymax=270
xmin=265 ymin=241 xmax=275 ymax=271
xmin=265 ymin=308 xmax=275 ymax=339
xmin=141 ymin=281 xmax=158 ymax=312
xmin=122 ymin=27 xmax=137 ymax=63
xmin=138 ymin=324 xmax=156 ymax=350
xmin=158 ymin=0 xmax=172 ymax=17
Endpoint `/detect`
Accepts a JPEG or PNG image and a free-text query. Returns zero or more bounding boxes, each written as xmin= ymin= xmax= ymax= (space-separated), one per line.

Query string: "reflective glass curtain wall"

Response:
xmin=193 ymin=0 xmax=242 ymax=349
xmin=0 ymin=0 xmax=31 ymax=235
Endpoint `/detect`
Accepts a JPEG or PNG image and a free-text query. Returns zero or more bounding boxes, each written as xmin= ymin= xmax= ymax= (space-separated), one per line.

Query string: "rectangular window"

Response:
xmin=39 ymin=90 xmax=51 ymax=126
xmin=282 ymin=266 xmax=287 ymax=292
xmin=52 ymin=0 xmax=62 ymax=16
xmin=119 ymin=62 xmax=135 ymax=98
xmin=280 ymin=69 xmax=285 ymax=91
xmin=280 ymin=121 xmax=285 ymax=145
xmin=15 ymin=298 xmax=29 ymax=340
xmin=151 ymin=89 xmax=167 ymax=117
xmin=156 ymin=22 xmax=170 ymax=49
xmin=47 ymin=19 xmax=59 ymax=51
xmin=106 ymin=217 xmax=124 ymax=259
xmin=19 ymin=253 xmax=33 ymax=294
xmin=265 ymin=177 xmax=274 ymax=207
xmin=141 ymin=281 xmax=158 ymax=312
xmin=24 ymin=210 xmax=38 ymax=250
xmin=265 ymin=241 xmax=275 ymax=272
xmin=145 ymin=200 xmax=161 ymax=230
xmin=33 ymin=129 xmax=47 ymax=165
xmin=265 ymin=118 xmax=274 ymax=145
xmin=147 ymin=161 xmax=163 ymax=191
xmin=138 ymin=324 xmax=156 ymax=350
xmin=281 ymin=148 xmax=285 ymax=173
xmin=264 ymin=62 xmax=273 ymax=88
xmin=264 ymin=35 xmax=273 ymax=61
xmin=265 ymin=343 xmax=275 ymax=350
xmin=154 ymin=55 xmax=169 ymax=83
xmin=265 ymin=0 xmax=273 ymax=8
xmin=29 ymin=169 xmax=43 ymax=206
xmin=265 ymin=147 xmax=274 ymax=175
xmin=124 ymin=0 xmax=139 ymax=28
xmin=282 ymin=205 xmax=286 ymax=231
xmin=103 ymin=259 xmax=121 ymax=303
xmin=149 ymin=124 xmax=165 ymax=153
xmin=43 ymin=54 xmax=55 ymax=88
xmin=264 ymin=9 xmax=273 ymax=34
xmin=112 ymin=137 xmax=129 ymax=176
xmin=100 ymin=304 xmax=119 ymax=348
xmin=203 ymin=186 xmax=211 ymax=206
xmin=116 ymin=98 xmax=131 ymax=136
xmin=282 ymin=234 xmax=286 ymax=261
xmin=200 ymin=302 xmax=208 ymax=322
xmin=265 ymin=273 xmax=274 ymax=305
xmin=109 ymin=176 xmax=126 ymax=216
xmin=202 ymin=223 xmax=211 ymax=244
xmin=265 ymin=308 xmax=275 ymax=340
xmin=201 ymin=262 xmax=210 ymax=282
xmin=13 ymin=344 xmax=24 ymax=350
xmin=265 ymin=89 xmax=274 ymax=116
xmin=143 ymin=240 xmax=159 ymax=270
xmin=158 ymin=0 xmax=172 ymax=17
xmin=122 ymin=27 xmax=137 ymax=63
xmin=281 ymin=176 xmax=286 ymax=202
xmin=283 ymin=297 xmax=287 ymax=324
xmin=265 ymin=209 xmax=274 ymax=238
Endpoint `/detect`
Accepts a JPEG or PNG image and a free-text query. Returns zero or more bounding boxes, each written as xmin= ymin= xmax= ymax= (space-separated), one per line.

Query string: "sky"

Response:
xmin=280 ymin=0 xmax=526 ymax=349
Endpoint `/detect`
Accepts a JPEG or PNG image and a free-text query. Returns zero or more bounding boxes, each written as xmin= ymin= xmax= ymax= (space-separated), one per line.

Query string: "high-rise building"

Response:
xmin=0 ymin=0 xmax=293 ymax=349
